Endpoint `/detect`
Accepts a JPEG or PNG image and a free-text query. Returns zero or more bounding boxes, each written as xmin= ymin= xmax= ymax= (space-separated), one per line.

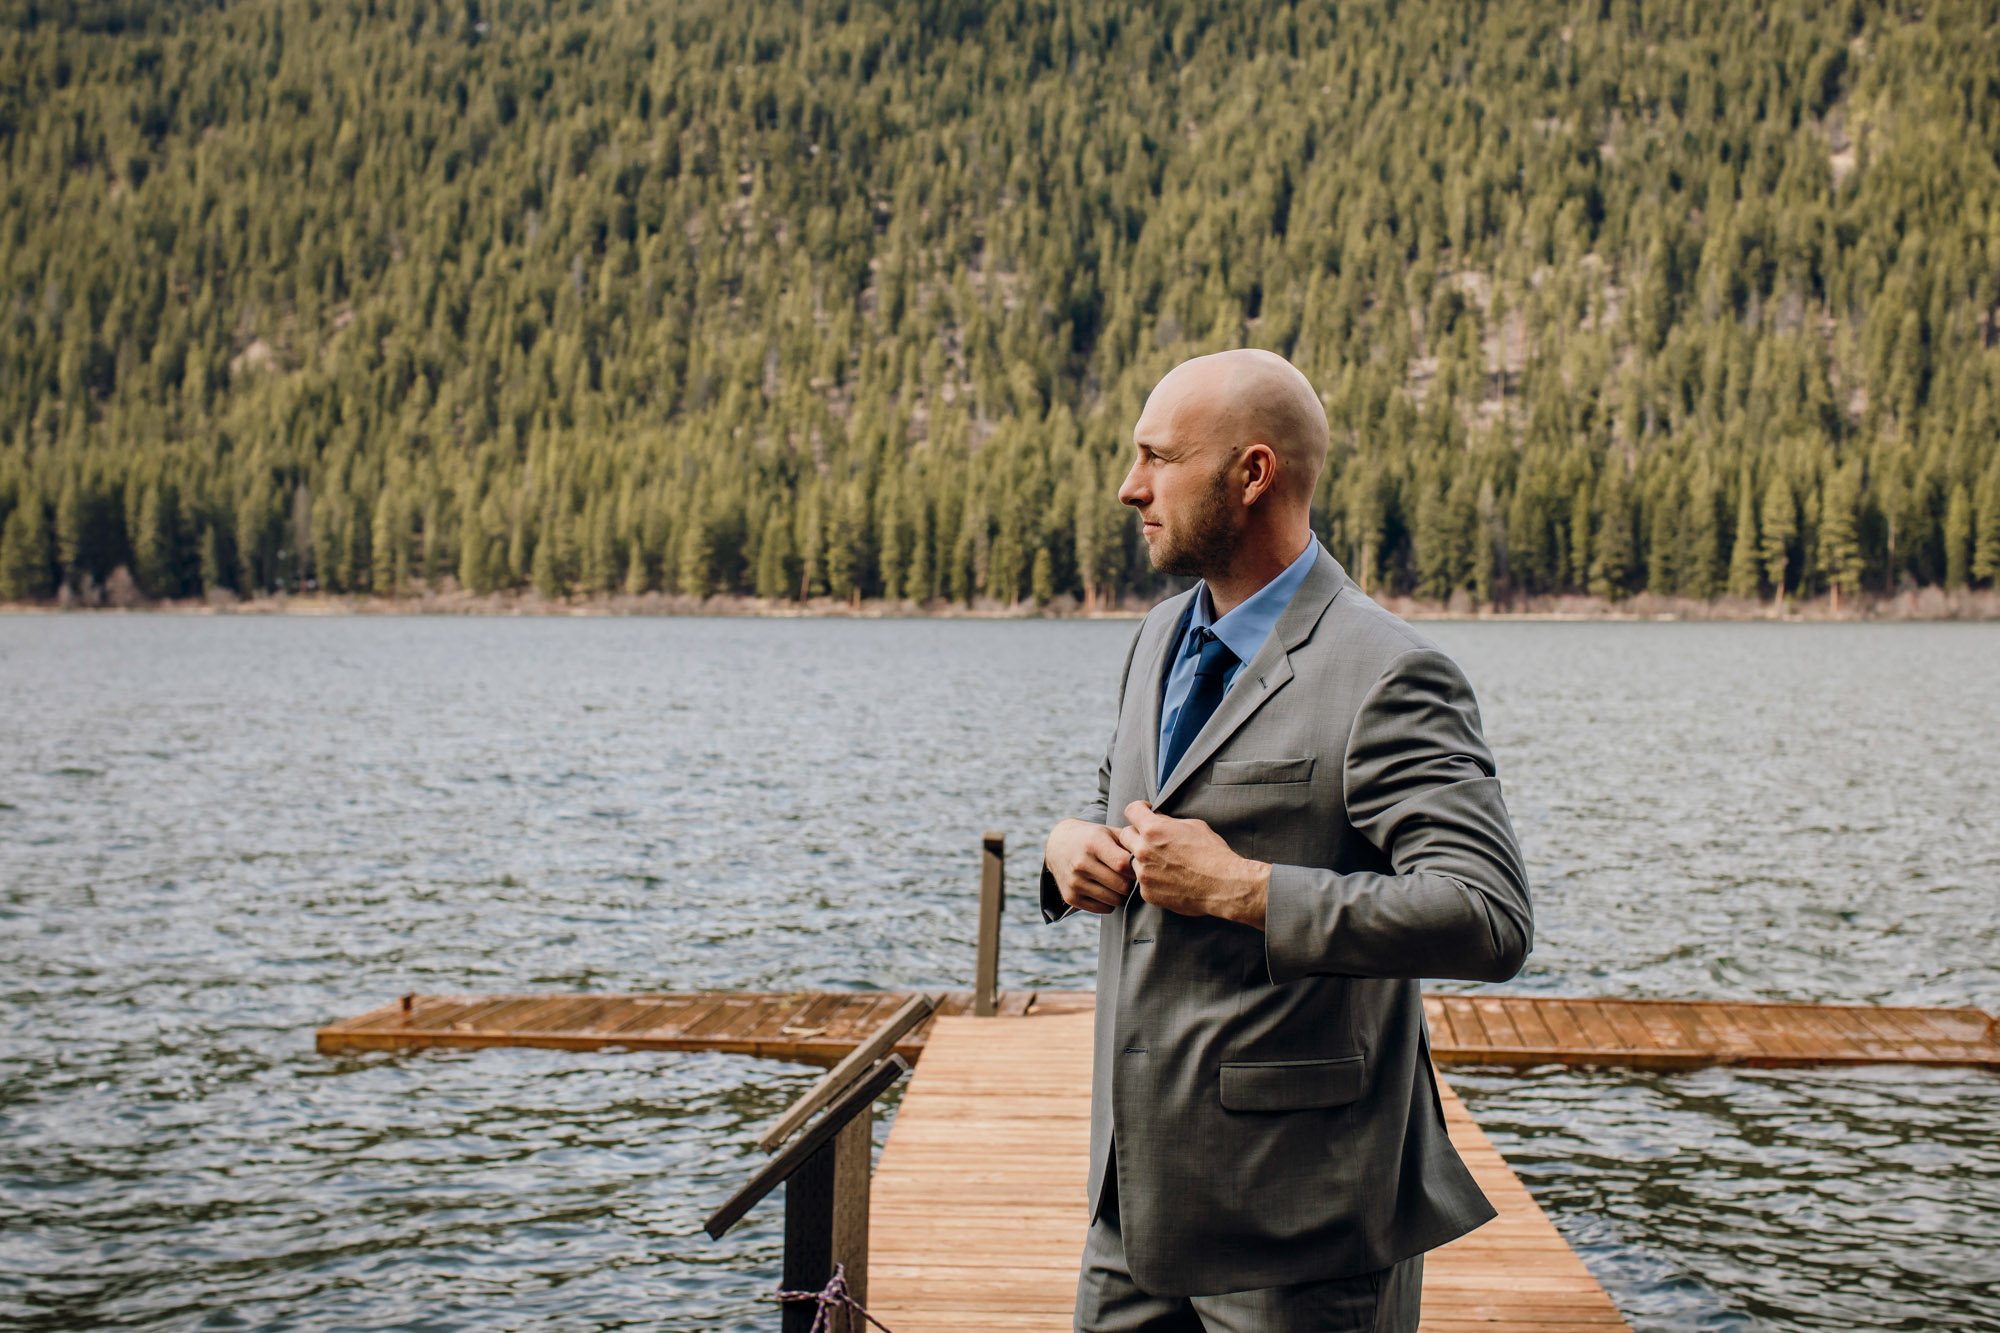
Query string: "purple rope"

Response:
xmin=770 ymin=1263 xmax=895 ymax=1333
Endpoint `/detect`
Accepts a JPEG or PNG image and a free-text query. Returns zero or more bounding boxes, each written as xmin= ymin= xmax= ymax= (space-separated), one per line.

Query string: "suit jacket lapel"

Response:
xmin=1155 ymin=548 xmax=1350 ymax=808
xmin=1138 ymin=595 xmax=1197 ymax=803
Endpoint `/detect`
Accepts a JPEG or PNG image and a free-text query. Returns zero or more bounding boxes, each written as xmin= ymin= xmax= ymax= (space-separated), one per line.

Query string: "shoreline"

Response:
xmin=7 ymin=585 xmax=1998 ymax=622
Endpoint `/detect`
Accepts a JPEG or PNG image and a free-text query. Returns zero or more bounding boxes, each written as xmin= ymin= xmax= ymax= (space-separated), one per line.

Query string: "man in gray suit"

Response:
xmin=1041 ymin=349 xmax=1533 ymax=1331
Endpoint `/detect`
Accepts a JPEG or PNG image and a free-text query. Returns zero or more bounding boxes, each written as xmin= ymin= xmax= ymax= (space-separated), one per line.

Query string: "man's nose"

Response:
xmin=1117 ymin=462 xmax=1146 ymax=508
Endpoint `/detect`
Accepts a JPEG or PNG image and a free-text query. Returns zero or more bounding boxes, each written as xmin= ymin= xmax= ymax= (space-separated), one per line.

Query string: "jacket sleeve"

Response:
xmin=1263 ymin=648 xmax=1533 ymax=983
xmin=1040 ymin=622 xmax=1148 ymax=923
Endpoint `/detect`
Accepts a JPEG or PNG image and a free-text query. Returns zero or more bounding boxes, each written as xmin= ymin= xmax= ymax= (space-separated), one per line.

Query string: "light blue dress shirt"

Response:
xmin=1157 ymin=539 xmax=1323 ymax=787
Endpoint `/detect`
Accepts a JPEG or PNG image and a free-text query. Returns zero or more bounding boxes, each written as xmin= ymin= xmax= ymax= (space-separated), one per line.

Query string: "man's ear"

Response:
xmin=1240 ymin=442 xmax=1280 ymax=505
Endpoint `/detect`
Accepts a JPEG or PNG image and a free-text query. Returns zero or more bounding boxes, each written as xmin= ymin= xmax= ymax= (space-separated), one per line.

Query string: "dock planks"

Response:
xmin=314 ymin=989 xmax=1093 ymax=1065
xmin=865 ymin=1012 xmax=1632 ymax=1332
xmin=1421 ymin=992 xmax=1998 ymax=1070
xmin=317 ymin=990 xmax=2000 ymax=1072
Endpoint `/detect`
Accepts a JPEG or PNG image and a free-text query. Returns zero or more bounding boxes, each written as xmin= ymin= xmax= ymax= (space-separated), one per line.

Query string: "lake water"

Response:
xmin=2 ymin=615 xmax=1996 ymax=1332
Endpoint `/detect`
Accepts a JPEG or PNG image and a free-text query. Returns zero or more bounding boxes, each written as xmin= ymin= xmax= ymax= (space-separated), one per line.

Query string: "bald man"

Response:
xmin=1041 ymin=349 xmax=1533 ymax=1331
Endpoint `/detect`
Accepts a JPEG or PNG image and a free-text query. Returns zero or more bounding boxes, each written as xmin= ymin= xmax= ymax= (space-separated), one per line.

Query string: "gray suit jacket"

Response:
xmin=1039 ymin=545 xmax=1533 ymax=1296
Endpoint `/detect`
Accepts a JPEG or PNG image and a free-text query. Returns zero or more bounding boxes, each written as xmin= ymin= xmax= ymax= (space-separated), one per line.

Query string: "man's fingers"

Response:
xmin=1085 ymin=854 xmax=1135 ymax=889
xmin=1078 ymin=854 xmax=1134 ymax=896
xmin=1065 ymin=872 xmax=1128 ymax=912
xmin=1087 ymin=833 xmax=1135 ymax=878
xmin=1111 ymin=822 xmax=1156 ymax=873
xmin=1123 ymin=800 xmax=1163 ymax=829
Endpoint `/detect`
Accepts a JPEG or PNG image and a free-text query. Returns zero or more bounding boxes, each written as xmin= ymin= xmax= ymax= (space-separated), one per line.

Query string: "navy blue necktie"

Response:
xmin=1161 ymin=628 xmax=1238 ymax=782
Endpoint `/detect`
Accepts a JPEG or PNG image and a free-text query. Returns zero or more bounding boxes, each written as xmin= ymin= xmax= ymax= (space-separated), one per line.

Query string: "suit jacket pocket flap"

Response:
xmin=1219 ymin=1056 xmax=1364 ymax=1112
xmin=1210 ymin=757 xmax=1315 ymax=786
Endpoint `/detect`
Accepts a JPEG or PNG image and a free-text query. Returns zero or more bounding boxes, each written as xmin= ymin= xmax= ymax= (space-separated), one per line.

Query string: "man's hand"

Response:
xmin=1115 ymin=802 xmax=1270 ymax=929
xmin=1045 ymin=818 xmax=1137 ymax=915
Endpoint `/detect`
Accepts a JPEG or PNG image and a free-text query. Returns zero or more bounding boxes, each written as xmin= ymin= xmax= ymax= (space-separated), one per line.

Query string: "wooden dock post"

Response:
xmin=974 ymin=832 xmax=1005 ymax=1017
xmin=777 ymin=1107 xmax=875 ymax=1330
xmin=706 ymin=1055 xmax=909 ymax=1330
xmin=829 ymin=1110 xmax=873 ymax=1314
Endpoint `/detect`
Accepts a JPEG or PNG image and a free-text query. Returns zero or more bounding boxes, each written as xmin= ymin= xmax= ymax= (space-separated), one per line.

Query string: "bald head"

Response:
xmin=1121 ymin=350 xmax=1328 ymax=594
xmin=1136 ymin=349 xmax=1328 ymax=507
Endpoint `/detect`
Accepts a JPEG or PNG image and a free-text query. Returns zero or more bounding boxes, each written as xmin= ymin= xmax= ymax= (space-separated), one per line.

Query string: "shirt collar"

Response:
xmin=1187 ymin=539 xmax=1322 ymax=664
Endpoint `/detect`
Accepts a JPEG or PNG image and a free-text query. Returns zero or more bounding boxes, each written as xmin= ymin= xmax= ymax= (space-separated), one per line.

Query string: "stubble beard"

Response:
xmin=1147 ymin=463 xmax=1243 ymax=579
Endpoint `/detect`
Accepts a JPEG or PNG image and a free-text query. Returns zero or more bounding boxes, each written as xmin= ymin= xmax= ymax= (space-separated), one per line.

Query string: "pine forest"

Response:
xmin=2 ymin=0 xmax=1999 ymax=611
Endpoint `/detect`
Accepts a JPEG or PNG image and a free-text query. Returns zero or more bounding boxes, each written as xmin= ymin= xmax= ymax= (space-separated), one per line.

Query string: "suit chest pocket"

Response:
xmin=1210 ymin=757 xmax=1315 ymax=786
xmin=1195 ymin=757 xmax=1319 ymax=858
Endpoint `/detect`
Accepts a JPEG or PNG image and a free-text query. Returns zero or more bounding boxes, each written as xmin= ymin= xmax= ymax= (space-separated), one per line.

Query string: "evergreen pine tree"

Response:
xmin=755 ymin=510 xmax=793 ymax=600
xmin=55 ymin=477 xmax=83 ymax=588
xmin=826 ymin=481 xmax=866 ymax=604
xmin=906 ymin=489 xmax=935 ymax=605
xmin=1472 ymin=478 xmax=1500 ymax=606
xmin=238 ymin=480 xmax=277 ymax=595
xmin=1415 ymin=483 xmax=1452 ymax=601
xmin=0 ymin=502 xmax=52 ymax=601
xmin=533 ymin=503 xmax=572 ymax=599
xmin=1727 ymin=472 xmax=1763 ymax=599
xmin=875 ymin=473 xmax=905 ymax=602
xmin=201 ymin=526 xmax=228 ymax=596
xmin=459 ymin=501 xmax=492 ymax=595
xmin=1568 ymin=478 xmax=1593 ymax=593
xmin=624 ymin=539 xmax=650 ymax=596
xmin=795 ymin=486 xmax=825 ymax=600
xmin=132 ymin=485 xmax=167 ymax=597
xmin=312 ymin=484 xmax=345 ymax=593
xmin=1973 ymin=462 xmax=2000 ymax=588
xmin=1682 ymin=460 xmax=1721 ymax=599
xmin=293 ymin=485 xmax=318 ymax=592
xmin=585 ymin=496 xmax=618 ymax=594
xmin=1646 ymin=477 xmax=1678 ymax=596
xmin=461 ymin=519 xmax=494 ymax=595
xmin=1760 ymin=476 xmax=1797 ymax=601
xmin=1072 ymin=454 xmax=1104 ymax=611
xmin=676 ymin=505 xmax=711 ymax=599
xmin=1819 ymin=463 xmax=1866 ymax=609
xmin=506 ymin=502 xmax=530 ymax=588
xmin=1589 ymin=468 xmax=1633 ymax=600
xmin=950 ymin=507 xmax=978 ymax=605
xmin=344 ymin=495 xmax=372 ymax=593
xmin=371 ymin=495 xmax=400 ymax=597
xmin=1942 ymin=483 xmax=1972 ymax=590
xmin=393 ymin=518 xmax=413 ymax=594
xmin=1504 ymin=476 xmax=1550 ymax=595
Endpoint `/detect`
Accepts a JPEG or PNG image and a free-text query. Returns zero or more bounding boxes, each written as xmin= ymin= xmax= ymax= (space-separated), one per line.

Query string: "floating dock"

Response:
xmin=317 ymin=988 xmax=1997 ymax=1330
xmin=868 ymin=1010 xmax=1631 ymax=1331
xmin=317 ymin=990 xmax=2000 ymax=1071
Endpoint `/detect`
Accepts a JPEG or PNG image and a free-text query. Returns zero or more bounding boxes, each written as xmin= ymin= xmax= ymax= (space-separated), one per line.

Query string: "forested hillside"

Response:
xmin=2 ymin=0 xmax=1998 ymax=608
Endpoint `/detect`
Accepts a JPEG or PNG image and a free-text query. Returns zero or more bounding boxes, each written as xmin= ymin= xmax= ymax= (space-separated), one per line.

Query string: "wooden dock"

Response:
xmin=867 ymin=1010 xmax=1632 ymax=1331
xmin=318 ymin=989 xmax=1996 ymax=1329
xmin=317 ymin=990 xmax=2000 ymax=1071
